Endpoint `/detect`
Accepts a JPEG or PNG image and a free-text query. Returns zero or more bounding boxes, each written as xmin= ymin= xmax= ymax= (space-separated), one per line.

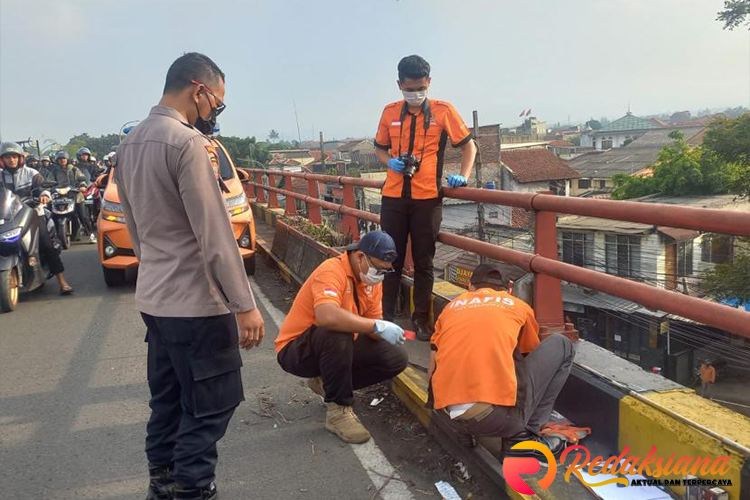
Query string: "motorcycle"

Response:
xmin=0 ymin=187 xmax=52 ymax=312
xmin=48 ymin=186 xmax=77 ymax=250
xmin=83 ymin=183 xmax=100 ymax=231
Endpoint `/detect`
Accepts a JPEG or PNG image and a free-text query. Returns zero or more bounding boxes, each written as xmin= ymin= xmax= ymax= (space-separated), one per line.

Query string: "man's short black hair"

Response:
xmin=398 ymin=55 xmax=430 ymax=82
xmin=163 ymin=52 xmax=225 ymax=95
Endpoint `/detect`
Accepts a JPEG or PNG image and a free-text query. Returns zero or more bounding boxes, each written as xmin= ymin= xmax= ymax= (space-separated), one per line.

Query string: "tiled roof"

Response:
xmin=500 ymin=148 xmax=581 ymax=183
xmin=597 ymin=113 xmax=659 ymax=133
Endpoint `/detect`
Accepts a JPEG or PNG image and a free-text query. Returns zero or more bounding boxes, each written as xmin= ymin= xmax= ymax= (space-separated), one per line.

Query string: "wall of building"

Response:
xmin=569 ymin=177 xmax=614 ymax=196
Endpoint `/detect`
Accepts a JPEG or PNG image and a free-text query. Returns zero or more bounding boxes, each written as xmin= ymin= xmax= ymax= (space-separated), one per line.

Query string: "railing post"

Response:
xmin=342 ymin=183 xmax=359 ymax=241
xmin=307 ymin=177 xmax=322 ymax=224
xmin=284 ymin=173 xmax=297 ymax=216
xmin=244 ymin=176 xmax=256 ymax=199
xmin=255 ymin=172 xmax=266 ymax=203
xmin=267 ymin=173 xmax=279 ymax=208
xmin=533 ymin=193 xmax=575 ymax=340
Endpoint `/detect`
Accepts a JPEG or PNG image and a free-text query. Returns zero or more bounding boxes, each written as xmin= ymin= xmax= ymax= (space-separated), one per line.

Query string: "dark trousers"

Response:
xmin=277 ymin=326 xmax=409 ymax=406
xmin=446 ymin=334 xmax=576 ymax=439
xmin=74 ymin=201 xmax=92 ymax=235
xmin=141 ymin=313 xmax=245 ymax=489
xmin=380 ymin=196 xmax=442 ymax=322
xmin=37 ymin=215 xmax=64 ymax=275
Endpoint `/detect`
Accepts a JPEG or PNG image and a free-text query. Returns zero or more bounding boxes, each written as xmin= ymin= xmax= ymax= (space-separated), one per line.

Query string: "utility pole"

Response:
xmin=473 ymin=111 xmax=486 ymax=260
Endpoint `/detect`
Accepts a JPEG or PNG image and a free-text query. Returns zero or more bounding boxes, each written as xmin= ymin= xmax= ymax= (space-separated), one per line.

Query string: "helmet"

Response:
xmin=28 ymin=153 xmax=40 ymax=163
xmin=55 ymin=150 xmax=70 ymax=161
xmin=90 ymin=156 xmax=97 ymax=162
xmin=76 ymin=147 xmax=92 ymax=160
xmin=0 ymin=142 xmax=25 ymax=167
xmin=41 ymin=155 xmax=51 ymax=163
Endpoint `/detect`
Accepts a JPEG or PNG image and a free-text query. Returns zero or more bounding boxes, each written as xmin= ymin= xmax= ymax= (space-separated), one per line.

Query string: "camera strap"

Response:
xmin=397 ymin=100 xmax=432 ymax=198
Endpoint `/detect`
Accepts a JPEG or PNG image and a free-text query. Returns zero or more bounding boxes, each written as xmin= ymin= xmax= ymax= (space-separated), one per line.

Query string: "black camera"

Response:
xmin=398 ymin=154 xmax=420 ymax=179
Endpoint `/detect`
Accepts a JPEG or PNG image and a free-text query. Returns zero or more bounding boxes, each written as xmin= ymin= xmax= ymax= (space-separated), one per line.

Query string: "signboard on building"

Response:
xmin=445 ymin=263 xmax=473 ymax=288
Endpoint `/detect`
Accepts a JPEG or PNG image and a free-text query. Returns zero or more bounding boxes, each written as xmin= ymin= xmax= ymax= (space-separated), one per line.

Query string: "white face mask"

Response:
xmin=360 ymin=255 xmax=387 ymax=285
xmin=402 ymin=90 xmax=427 ymax=107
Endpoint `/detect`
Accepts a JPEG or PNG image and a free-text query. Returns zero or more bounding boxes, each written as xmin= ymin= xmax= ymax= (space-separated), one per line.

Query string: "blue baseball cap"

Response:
xmin=346 ymin=231 xmax=398 ymax=263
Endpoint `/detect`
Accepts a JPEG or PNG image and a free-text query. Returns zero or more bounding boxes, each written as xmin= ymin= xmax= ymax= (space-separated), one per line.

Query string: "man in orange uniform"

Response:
xmin=699 ymin=359 xmax=716 ymax=399
xmin=375 ymin=55 xmax=477 ymax=341
xmin=428 ymin=264 xmax=575 ymax=463
xmin=276 ymin=231 xmax=409 ymax=444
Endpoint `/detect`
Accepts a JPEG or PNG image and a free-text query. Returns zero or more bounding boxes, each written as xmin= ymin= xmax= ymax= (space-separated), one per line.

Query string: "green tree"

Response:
xmin=585 ymin=119 xmax=602 ymax=130
xmin=268 ymin=129 xmax=280 ymax=142
xmin=717 ymin=0 xmax=750 ymax=30
xmin=63 ymin=133 xmax=120 ymax=159
xmin=721 ymin=161 xmax=750 ymax=199
xmin=612 ymin=131 xmax=728 ymax=199
xmin=611 ymin=174 xmax=656 ymax=200
xmin=700 ymin=250 xmax=750 ymax=302
xmin=703 ymin=114 xmax=750 ymax=165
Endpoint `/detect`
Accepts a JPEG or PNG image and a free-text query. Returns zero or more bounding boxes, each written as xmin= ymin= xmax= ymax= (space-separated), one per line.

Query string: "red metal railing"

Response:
xmin=242 ymin=168 xmax=750 ymax=339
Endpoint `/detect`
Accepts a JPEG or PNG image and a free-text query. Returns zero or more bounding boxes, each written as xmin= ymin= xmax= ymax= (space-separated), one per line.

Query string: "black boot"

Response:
xmin=145 ymin=463 xmax=174 ymax=500
xmin=502 ymin=430 xmax=566 ymax=464
xmin=413 ymin=318 xmax=434 ymax=341
xmin=172 ymin=482 xmax=218 ymax=500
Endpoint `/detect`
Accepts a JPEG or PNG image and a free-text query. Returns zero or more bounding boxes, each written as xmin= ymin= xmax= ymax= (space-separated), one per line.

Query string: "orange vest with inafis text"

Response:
xmin=430 ymin=288 xmax=540 ymax=409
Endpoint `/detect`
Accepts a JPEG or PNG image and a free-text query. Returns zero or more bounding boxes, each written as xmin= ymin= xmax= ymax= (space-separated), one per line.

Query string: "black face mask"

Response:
xmin=194 ymin=94 xmax=218 ymax=135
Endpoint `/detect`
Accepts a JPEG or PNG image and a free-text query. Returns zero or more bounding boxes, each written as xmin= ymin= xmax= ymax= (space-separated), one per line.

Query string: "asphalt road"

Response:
xmin=0 ymin=244 xmax=491 ymax=500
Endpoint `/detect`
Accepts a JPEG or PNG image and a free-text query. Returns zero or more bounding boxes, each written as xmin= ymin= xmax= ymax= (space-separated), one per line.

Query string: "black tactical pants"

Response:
xmin=277 ymin=326 xmax=408 ymax=406
xmin=380 ymin=196 xmax=442 ymax=323
xmin=37 ymin=215 xmax=64 ymax=275
xmin=141 ymin=313 xmax=244 ymax=489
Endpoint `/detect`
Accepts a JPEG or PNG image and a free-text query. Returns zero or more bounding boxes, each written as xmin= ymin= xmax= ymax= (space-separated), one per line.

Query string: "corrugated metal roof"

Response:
xmin=563 ymin=284 xmax=664 ymax=317
xmin=557 ymin=214 xmax=653 ymax=233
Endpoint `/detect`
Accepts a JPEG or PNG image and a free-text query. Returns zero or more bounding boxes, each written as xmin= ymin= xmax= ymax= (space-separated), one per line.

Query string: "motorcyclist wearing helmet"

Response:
xmin=26 ymin=153 xmax=41 ymax=171
xmin=0 ymin=142 xmax=73 ymax=294
xmin=49 ymin=150 xmax=96 ymax=244
xmin=39 ymin=155 xmax=54 ymax=179
xmin=76 ymin=147 xmax=99 ymax=183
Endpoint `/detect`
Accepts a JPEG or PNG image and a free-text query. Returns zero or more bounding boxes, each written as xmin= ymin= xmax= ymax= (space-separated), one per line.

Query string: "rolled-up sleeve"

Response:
xmin=175 ymin=137 xmax=256 ymax=313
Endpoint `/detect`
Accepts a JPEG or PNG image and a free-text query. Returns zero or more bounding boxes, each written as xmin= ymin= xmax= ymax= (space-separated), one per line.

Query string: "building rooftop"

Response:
xmin=501 ymin=148 xmax=581 ymax=183
xmin=595 ymin=112 xmax=659 ymax=133
xmin=569 ymin=126 xmax=705 ymax=178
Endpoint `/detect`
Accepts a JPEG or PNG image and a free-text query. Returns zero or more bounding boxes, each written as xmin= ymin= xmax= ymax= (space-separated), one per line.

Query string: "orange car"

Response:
xmin=97 ymin=139 xmax=256 ymax=286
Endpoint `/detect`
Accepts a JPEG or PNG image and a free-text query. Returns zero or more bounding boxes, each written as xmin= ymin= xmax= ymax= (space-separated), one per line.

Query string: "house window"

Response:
xmin=601 ymin=138 xmax=613 ymax=149
xmin=605 ymin=235 xmax=641 ymax=278
xmin=578 ymin=179 xmax=591 ymax=189
xmin=598 ymin=179 xmax=606 ymax=188
xmin=562 ymin=232 xmax=594 ymax=268
xmin=701 ymin=234 xmax=733 ymax=263
xmin=677 ymin=240 xmax=694 ymax=277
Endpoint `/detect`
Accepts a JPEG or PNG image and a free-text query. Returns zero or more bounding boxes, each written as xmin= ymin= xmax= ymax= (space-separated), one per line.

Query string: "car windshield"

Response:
xmin=215 ymin=146 xmax=235 ymax=181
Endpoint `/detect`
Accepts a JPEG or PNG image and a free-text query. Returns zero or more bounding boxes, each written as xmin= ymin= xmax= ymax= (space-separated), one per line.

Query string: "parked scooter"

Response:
xmin=0 ymin=186 xmax=52 ymax=312
xmin=48 ymin=186 xmax=77 ymax=250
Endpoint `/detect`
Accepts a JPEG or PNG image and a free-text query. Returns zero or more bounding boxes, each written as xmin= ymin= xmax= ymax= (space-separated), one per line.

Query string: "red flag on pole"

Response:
xmin=526 ymin=109 xmax=532 ymax=117
xmin=519 ymin=110 xmax=525 ymax=117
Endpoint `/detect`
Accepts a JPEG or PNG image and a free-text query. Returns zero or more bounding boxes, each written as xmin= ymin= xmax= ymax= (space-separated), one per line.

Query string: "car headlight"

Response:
xmin=101 ymin=199 xmax=124 ymax=213
xmin=225 ymin=192 xmax=247 ymax=210
xmin=0 ymin=226 xmax=22 ymax=242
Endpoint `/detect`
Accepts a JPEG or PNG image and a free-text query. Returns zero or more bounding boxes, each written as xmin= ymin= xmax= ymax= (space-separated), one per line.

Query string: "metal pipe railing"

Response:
xmin=245 ymin=169 xmax=750 ymax=237
xmin=248 ymin=180 xmax=750 ymax=338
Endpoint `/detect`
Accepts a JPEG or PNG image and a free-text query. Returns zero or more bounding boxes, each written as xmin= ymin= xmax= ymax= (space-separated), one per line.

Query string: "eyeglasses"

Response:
xmin=365 ymin=255 xmax=394 ymax=276
xmin=191 ymin=79 xmax=226 ymax=116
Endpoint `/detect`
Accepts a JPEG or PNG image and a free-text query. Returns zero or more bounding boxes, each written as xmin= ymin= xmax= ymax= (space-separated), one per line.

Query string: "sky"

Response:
xmin=1 ymin=0 xmax=749 ymax=146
